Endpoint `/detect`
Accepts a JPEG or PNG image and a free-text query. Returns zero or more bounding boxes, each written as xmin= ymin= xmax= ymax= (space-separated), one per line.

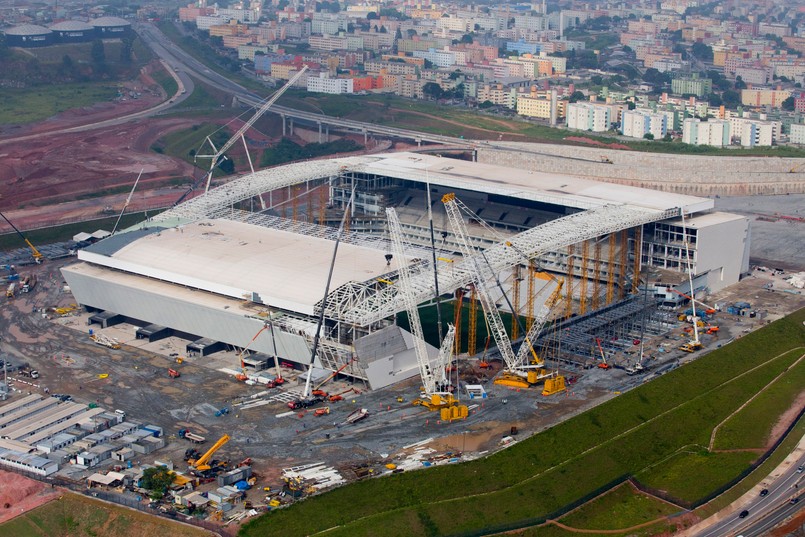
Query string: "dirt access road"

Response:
xmin=0 ymin=62 xmax=200 ymax=231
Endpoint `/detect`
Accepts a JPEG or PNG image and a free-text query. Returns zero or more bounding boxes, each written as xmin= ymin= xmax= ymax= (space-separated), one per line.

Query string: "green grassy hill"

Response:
xmin=241 ymin=308 xmax=805 ymax=537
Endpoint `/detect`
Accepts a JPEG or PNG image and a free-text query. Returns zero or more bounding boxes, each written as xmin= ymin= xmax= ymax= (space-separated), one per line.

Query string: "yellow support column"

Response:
xmin=565 ymin=244 xmax=575 ymax=318
xmin=579 ymin=240 xmax=589 ymax=315
xmin=632 ymin=225 xmax=642 ymax=294
xmin=619 ymin=229 xmax=629 ymax=300
xmin=453 ymin=288 xmax=464 ymax=355
xmin=468 ymin=285 xmax=478 ymax=356
xmin=592 ymin=240 xmax=602 ymax=311
xmin=511 ymin=265 xmax=521 ymax=340
xmin=526 ymin=260 xmax=536 ymax=332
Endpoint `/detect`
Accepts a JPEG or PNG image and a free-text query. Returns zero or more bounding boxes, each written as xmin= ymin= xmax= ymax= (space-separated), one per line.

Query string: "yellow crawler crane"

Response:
xmin=386 ymin=207 xmax=467 ymax=421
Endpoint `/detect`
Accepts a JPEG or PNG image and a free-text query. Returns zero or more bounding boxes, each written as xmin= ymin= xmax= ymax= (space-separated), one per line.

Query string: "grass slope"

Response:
xmin=713 ymin=348 xmax=805 ymax=450
xmin=0 ymin=493 xmax=206 ymax=537
xmin=558 ymin=483 xmax=679 ymax=530
xmin=0 ymin=83 xmax=119 ymax=125
xmin=240 ymin=308 xmax=805 ymax=537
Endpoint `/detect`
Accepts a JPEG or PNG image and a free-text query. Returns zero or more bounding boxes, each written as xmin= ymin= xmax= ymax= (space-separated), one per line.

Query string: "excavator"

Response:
xmin=187 ymin=434 xmax=230 ymax=473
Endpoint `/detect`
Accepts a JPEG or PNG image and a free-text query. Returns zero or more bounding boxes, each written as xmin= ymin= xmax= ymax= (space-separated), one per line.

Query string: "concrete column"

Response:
xmin=289 ymin=119 xmax=294 ymax=137
xmin=318 ymin=122 xmax=323 ymax=143
xmin=363 ymin=128 xmax=368 ymax=145
xmin=325 ymin=125 xmax=329 ymax=143
xmin=281 ymin=114 xmax=286 ymax=136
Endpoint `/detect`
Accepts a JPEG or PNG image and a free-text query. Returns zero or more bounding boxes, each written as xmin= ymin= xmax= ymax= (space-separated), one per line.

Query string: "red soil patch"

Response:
xmin=0 ymin=469 xmax=61 ymax=523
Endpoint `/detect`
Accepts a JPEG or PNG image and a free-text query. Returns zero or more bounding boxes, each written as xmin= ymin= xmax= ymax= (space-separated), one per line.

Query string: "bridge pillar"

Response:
xmin=281 ymin=114 xmax=286 ymax=136
xmin=325 ymin=125 xmax=329 ymax=143
xmin=473 ymin=149 xmax=477 ymax=162
xmin=415 ymin=138 xmax=421 ymax=147
xmin=289 ymin=119 xmax=294 ymax=137
xmin=318 ymin=122 xmax=323 ymax=143
xmin=363 ymin=128 xmax=367 ymax=145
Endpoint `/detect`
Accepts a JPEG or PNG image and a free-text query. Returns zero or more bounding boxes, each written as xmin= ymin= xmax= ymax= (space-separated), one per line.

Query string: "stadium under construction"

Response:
xmin=61 ymin=152 xmax=750 ymax=390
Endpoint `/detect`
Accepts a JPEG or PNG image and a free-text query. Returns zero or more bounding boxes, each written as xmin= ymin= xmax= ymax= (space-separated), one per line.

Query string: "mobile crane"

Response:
xmin=678 ymin=209 xmax=703 ymax=353
xmin=0 ymin=212 xmax=42 ymax=264
xmin=187 ymin=434 xmax=230 ymax=473
xmin=387 ymin=208 xmax=466 ymax=421
xmin=665 ymin=287 xmax=717 ymax=315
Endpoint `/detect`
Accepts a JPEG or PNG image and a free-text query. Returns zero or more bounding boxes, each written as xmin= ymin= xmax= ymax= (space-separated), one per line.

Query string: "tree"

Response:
xmin=568 ymin=90 xmax=585 ymax=103
xmin=691 ymin=41 xmax=713 ymax=62
xmin=591 ymin=75 xmax=603 ymax=85
xmin=707 ymin=93 xmax=723 ymax=107
xmin=423 ymin=59 xmax=434 ymax=69
xmin=782 ymin=95 xmax=796 ymax=111
xmin=722 ymin=89 xmax=740 ymax=107
xmin=479 ymin=100 xmax=494 ymax=109
xmin=734 ymin=76 xmax=747 ymax=90
xmin=141 ymin=467 xmax=174 ymax=499
xmin=367 ymin=11 xmax=378 ymax=20
xmin=91 ymin=40 xmax=106 ymax=65
xmin=643 ymin=133 xmax=654 ymax=140
xmin=460 ymin=33 xmax=473 ymax=44
xmin=422 ymin=82 xmax=444 ymax=99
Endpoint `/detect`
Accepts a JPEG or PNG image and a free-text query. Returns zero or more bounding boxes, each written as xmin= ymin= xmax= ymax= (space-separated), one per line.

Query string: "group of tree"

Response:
xmin=422 ymin=81 xmax=464 ymax=100
xmin=261 ymin=138 xmax=364 ymax=167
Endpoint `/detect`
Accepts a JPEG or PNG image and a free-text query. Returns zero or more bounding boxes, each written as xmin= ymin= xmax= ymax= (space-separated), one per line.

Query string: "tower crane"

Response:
xmin=0 ymin=212 xmax=42 ymax=264
xmin=386 ymin=208 xmax=466 ymax=420
xmin=196 ymin=66 xmax=309 ymax=195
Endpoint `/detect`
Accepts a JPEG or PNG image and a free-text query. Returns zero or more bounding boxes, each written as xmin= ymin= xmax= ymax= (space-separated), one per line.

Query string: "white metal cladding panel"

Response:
xmin=61 ymin=266 xmax=314 ymax=365
xmin=690 ymin=214 xmax=749 ymax=292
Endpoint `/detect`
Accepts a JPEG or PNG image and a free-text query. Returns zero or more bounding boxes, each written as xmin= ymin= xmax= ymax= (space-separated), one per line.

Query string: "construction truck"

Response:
xmin=6 ymin=283 xmax=15 ymax=299
xmin=168 ymin=368 xmax=180 ymax=378
xmin=178 ymin=429 xmax=206 ymax=443
xmin=21 ymin=274 xmax=37 ymax=293
xmin=679 ymin=341 xmax=702 ymax=353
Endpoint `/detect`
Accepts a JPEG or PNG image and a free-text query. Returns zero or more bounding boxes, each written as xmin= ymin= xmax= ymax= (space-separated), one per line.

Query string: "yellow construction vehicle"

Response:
xmin=188 ymin=434 xmax=230 ymax=472
xmin=679 ymin=341 xmax=702 ymax=353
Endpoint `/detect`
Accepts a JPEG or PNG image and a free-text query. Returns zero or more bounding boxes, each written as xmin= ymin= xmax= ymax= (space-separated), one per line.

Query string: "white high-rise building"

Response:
xmin=566 ymin=103 xmax=611 ymax=132
xmin=620 ymin=109 xmax=667 ymax=139
xmin=682 ymin=118 xmax=731 ymax=147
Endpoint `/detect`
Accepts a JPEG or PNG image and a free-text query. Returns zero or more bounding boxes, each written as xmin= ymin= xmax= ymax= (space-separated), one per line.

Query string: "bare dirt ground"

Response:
xmin=0 ymin=65 xmax=200 ymax=231
xmin=0 ymin=469 xmax=61 ymax=523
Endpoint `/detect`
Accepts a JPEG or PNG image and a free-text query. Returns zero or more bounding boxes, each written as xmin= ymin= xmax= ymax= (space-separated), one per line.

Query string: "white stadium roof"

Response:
xmin=78 ymin=219 xmax=406 ymax=315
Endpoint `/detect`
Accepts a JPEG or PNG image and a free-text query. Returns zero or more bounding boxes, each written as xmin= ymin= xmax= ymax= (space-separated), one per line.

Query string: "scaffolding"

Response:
xmin=535 ymin=294 xmax=667 ymax=368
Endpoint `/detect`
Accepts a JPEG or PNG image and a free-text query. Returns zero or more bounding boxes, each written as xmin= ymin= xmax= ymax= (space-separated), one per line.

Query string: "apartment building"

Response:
xmin=620 ymin=109 xmax=667 ymax=139
xmin=682 ymin=118 xmax=731 ymax=146
xmin=566 ymin=102 xmax=611 ymax=132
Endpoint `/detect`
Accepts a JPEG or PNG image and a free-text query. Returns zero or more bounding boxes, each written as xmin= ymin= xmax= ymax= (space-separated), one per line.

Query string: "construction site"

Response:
xmin=0 ymin=136 xmax=802 ymax=529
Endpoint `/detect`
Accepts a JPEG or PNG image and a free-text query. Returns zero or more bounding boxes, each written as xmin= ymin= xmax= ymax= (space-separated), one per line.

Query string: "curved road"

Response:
xmin=684 ymin=438 xmax=804 ymax=537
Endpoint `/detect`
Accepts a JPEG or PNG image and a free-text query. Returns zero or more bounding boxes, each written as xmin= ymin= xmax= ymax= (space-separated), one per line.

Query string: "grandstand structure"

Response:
xmin=61 ymin=153 xmax=749 ymax=389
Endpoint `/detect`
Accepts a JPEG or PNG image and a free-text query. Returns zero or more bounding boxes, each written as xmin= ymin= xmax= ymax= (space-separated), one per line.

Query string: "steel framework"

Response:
xmin=323 ymin=204 xmax=676 ymax=326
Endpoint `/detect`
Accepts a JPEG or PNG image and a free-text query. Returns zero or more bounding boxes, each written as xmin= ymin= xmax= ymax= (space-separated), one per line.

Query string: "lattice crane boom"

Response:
xmin=442 ymin=193 xmax=518 ymax=372
xmin=199 ymin=66 xmax=309 ymax=194
xmin=514 ymin=277 xmax=563 ymax=367
xmin=386 ymin=208 xmax=443 ymax=395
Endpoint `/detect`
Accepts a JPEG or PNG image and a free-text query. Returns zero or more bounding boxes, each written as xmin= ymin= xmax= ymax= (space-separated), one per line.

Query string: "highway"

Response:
xmin=688 ymin=456 xmax=804 ymax=537
xmin=135 ymin=22 xmax=479 ymax=148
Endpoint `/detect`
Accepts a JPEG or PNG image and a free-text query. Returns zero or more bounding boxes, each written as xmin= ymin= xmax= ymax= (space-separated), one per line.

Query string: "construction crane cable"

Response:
xmin=303 ymin=185 xmax=355 ymax=398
